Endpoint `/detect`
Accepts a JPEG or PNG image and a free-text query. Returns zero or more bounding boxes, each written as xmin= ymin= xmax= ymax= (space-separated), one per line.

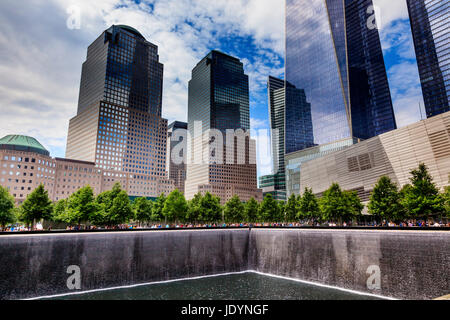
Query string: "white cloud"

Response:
xmin=387 ymin=61 xmax=425 ymax=127
xmin=250 ymin=118 xmax=269 ymax=130
xmin=373 ymin=0 xmax=409 ymax=29
xmin=0 ymin=0 xmax=284 ymax=159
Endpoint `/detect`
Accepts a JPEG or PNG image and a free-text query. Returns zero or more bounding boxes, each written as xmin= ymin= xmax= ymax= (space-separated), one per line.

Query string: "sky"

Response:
xmin=0 ymin=0 xmax=425 ymax=177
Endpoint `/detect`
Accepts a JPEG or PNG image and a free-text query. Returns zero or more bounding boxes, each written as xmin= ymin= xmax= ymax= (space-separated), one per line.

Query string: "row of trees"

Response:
xmin=368 ymin=164 xmax=449 ymax=221
xmin=0 ymin=163 xmax=449 ymax=230
xmin=280 ymin=163 xmax=450 ymax=223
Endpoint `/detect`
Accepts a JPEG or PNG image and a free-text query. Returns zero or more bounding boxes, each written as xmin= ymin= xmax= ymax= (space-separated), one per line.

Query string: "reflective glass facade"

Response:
xmin=78 ymin=25 xmax=163 ymax=116
xmin=188 ymin=50 xmax=250 ymax=135
xmin=185 ymin=51 xmax=260 ymax=201
xmin=286 ymin=0 xmax=397 ymax=146
xmin=68 ymin=25 xmax=169 ymax=184
xmin=285 ymin=82 xmax=315 ymax=153
xmin=285 ymin=138 xmax=356 ymax=196
xmin=268 ymin=76 xmax=285 ymax=178
xmin=267 ymin=76 xmax=314 ymax=199
xmin=407 ymin=0 xmax=449 ymax=117
xmin=258 ymin=174 xmax=287 ymax=201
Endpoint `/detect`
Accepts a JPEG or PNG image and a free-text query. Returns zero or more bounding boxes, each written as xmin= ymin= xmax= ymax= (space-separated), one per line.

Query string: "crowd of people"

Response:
xmin=1 ymin=219 xmax=448 ymax=233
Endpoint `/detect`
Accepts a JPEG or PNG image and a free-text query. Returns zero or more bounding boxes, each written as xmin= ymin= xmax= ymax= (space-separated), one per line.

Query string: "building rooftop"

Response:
xmin=0 ymin=135 xmax=50 ymax=156
xmin=116 ymin=25 xmax=145 ymax=40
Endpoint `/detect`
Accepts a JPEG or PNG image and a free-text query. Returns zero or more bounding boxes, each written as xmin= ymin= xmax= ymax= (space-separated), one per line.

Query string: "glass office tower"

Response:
xmin=407 ymin=0 xmax=449 ymax=117
xmin=67 ymin=25 xmax=170 ymax=196
xmin=285 ymin=0 xmax=397 ymax=197
xmin=77 ymin=25 xmax=164 ymax=116
xmin=262 ymin=76 xmax=315 ymax=200
xmin=185 ymin=51 xmax=260 ymax=202
xmin=187 ymin=50 xmax=250 ymax=135
xmin=286 ymin=0 xmax=397 ymax=145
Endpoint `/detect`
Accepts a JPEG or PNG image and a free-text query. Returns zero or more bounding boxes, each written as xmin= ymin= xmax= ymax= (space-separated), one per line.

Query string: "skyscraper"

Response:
xmin=407 ymin=0 xmax=449 ymax=118
xmin=167 ymin=121 xmax=188 ymax=194
xmin=77 ymin=25 xmax=163 ymax=116
xmin=66 ymin=25 xmax=173 ymax=198
xmin=284 ymin=0 xmax=398 ymax=197
xmin=260 ymin=76 xmax=315 ymax=200
xmin=286 ymin=0 xmax=397 ymax=146
xmin=184 ymin=51 xmax=262 ymax=203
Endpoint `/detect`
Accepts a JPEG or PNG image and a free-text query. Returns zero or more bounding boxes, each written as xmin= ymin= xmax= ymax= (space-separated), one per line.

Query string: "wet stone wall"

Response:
xmin=0 ymin=230 xmax=250 ymax=300
xmin=248 ymin=229 xmax=450 ymax=300
xmin=0 ymin=229 xmax=448 ymax=300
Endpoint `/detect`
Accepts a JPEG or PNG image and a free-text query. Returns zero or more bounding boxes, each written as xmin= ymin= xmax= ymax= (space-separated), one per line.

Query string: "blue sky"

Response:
xmin=0 ymin=0 xmax=424 ymax=177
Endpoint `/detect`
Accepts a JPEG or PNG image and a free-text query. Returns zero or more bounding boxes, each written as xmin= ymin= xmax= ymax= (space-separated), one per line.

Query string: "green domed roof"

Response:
xmin=0 ymin=135 xmax=50 ymax=156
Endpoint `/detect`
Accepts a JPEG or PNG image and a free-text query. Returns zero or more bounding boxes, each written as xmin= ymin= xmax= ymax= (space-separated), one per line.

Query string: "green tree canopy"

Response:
xmin=19 ymin=184 xmax=53 ymax=228
xmin=151 ymin=193 xmax=166 ymax=223
xmin=343 ymin=190 xmax=364 ymax=221
xmin=0 ymin=186 xmax=16 ymax=229
xmin=320 ymin=183 xmax=362 ymax=223
xmin=244 ymin=198 xmax=259 ymax=223
xmin=52 ymin=199 xmax=69 ymax=223
xmin=187 ymin=193 xmax=203 ymax=223
xmin=444 ymin=185 xmax=450 ymax=218
xmin=297 ymin=188 xmax=320 ymax=220
xmin=108 ymin=190 xmax=134 ymax=225
xmin=368 ymin=176 xmax=404 ymax=222
xmin=163 ymin=190 xmax=188 ymax=224
xmin=66 ymin=186 xmax=98 ymax=226
xmin=284 ymin=194 xmax=298 ymax=222
xmin=278 ymin=201 xmax=286 ymax=222
xmin=95 ymin=183 xmax=132 ymax=226
xmin=258 ymin=194 xmax=280 ymax=222
xmin=133 ymin=197 xmax=153 ymax=225
xmin=224 ymin=195 xmax=245 ymax=223
xmin=199 ymin=192 xmax=222 ymax=223
xmin=401 ymin=163 xmax=444 ymax=218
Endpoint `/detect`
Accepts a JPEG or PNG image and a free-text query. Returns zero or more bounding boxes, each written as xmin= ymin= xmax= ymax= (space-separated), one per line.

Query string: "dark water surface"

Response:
xmin=47 ymin=273 xmax=383 ymax=300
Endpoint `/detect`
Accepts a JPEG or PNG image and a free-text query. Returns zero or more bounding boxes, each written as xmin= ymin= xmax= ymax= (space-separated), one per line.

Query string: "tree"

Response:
xmin=224 ymin=195 xmax=245 ymax=223
xmin=19 ymin=184 xmax=53 ymax=229
xmin=95 ymin=183 xmax=132 ymax=226
xmin=444 ymin=185 xmax=450 ymax=218
xmin=66 ymin=186 xmax=98 ymax=226
xmin=401 ymin=163 xmax=444 ymax=218
xmin=199 ymin=192 xmax=222 ymax=223
xmin=0 ymin=186 xmax=16 ymax=229
xmin=320 ymin=183 xmax=362 ymax=224
xmin=343 ymin=190 xmax=364 ymax=221
xmin=109 ymin=191 xmax=134 ymax=225
xmin=95 ymin=183 xmax=122 ymax=226
xmin=133 ymin=197 xmax=153 ymax=226
xmin=368 ymin=176 xmax=404 ymax=222
xmin=151 ymin=194 xmax=166 ymax=222
xmin=187 ymin=193 xmax=203 ymax=223
xmin=258 ymin=194 xmax=280 ymax=222
xmin=163 ymin=190 xmax=188 ymax=224
xmin=244 ymin=198 xmax=259 ymax=223
xmin=285 ymin=194 xmax=298 ymax=222
xmin=278 ymin=200 xmax=286 ymax=222
xmin=53 ymin=199 xmax=68 ymax=223
xmin=297 ymin=188 xmax=320 ymax=220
